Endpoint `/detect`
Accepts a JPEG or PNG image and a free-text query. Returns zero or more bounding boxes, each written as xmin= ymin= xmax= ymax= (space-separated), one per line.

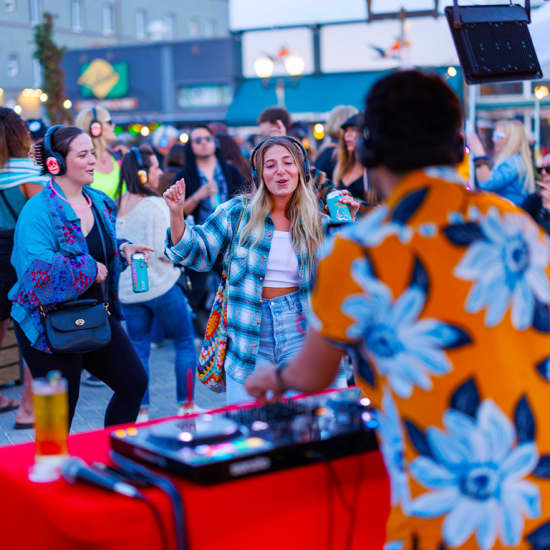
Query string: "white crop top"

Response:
xmin=264 ymin=231 xmax=299 ymax=288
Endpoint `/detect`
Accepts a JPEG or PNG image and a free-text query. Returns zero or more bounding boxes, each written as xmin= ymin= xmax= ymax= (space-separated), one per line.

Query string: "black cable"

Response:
xmin=310 ymin=451 xmax=365 ymax=550
xmin=110 ymin=451 xmax=188 ymax=550
xmin=92 ymin=462 xmax=170 ymax=550
xmin=136 ymin=493 xmax=170 ymax=550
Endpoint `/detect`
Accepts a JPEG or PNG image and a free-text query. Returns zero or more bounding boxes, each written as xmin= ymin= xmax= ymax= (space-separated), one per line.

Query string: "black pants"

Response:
xmin=14 ymin=318 xmax=148 ymax=429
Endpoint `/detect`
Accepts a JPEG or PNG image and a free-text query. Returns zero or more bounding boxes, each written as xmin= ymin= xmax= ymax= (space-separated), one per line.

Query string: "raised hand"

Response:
xmin=163 ymin=178 xmax=186 ymax=213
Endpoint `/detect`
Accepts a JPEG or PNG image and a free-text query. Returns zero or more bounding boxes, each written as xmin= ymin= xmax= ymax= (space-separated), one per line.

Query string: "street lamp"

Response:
xmin=254 ymin=53 xmax=304 ymax=108
xmin=534 ymin=85 xmax=549 ymax=158
xmin=254 ymin=56 xmax=274 ymax=80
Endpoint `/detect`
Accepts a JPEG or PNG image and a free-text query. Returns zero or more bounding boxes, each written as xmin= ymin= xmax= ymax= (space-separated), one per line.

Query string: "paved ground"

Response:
xmin=0 ymin=339 xmax=225 ymax=447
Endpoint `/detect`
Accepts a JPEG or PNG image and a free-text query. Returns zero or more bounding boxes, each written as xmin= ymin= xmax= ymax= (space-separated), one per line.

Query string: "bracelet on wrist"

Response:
xmin=275 ymin=364 xmax=289 ymax=391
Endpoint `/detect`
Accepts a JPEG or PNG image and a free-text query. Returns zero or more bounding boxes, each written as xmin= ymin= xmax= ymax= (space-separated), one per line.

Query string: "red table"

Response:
xmin=0 ymin=421 xmax=390 ymax=550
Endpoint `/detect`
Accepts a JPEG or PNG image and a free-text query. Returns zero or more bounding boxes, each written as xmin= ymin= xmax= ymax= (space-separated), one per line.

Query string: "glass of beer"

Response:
xmin=29 ymin=371 xmax=68 ymax=482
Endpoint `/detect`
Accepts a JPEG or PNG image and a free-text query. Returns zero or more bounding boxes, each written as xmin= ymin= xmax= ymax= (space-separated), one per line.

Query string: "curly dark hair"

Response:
xmin=363 ymin=70 xmax=464 ymax=172
xmin=0 ymin=107 xmax=32 ymax=167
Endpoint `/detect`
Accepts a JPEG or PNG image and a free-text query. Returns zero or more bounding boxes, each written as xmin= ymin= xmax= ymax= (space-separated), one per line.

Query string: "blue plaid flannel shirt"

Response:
xmin=165 ymin=196 xmax=314 ymax=383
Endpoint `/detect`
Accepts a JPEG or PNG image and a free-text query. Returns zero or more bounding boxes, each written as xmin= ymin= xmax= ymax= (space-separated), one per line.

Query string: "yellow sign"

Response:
xmin=77 ymin=59 xmax=120 ymax=99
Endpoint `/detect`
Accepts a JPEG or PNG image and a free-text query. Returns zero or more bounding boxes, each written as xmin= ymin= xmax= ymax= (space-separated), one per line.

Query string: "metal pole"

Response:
xmin=466 ymin=83 xmax=477 ymax=189
xmin=275 ymin=79 xmax=285 ymax=107
xmin=534 ymin=97 xmax=541 ymax=159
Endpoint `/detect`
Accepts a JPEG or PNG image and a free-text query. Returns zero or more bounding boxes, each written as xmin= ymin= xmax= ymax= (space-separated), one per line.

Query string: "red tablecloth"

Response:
xmin=0 ymin=422 xmax=390 ymax=550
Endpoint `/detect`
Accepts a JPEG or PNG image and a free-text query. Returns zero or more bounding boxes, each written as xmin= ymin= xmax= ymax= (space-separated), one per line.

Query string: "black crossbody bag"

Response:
xmin=40 ymin=203 xmax=112 ymax=354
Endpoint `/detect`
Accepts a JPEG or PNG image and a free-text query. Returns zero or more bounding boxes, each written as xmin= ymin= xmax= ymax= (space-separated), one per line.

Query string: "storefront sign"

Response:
xmin=77 ymin=59 xmax=129 ymax=99
xmin=177 ymin=84 xmax=232 ymax=107
xmin=75 ymin=97 xmax=138 ymax=112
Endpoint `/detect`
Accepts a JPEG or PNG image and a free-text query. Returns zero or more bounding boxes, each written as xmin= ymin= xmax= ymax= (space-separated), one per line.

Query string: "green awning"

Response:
xmin=225 ymin=67 xmax=463 ymax=125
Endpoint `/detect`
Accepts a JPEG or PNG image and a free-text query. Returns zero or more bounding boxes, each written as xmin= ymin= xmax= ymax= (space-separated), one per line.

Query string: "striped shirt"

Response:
xmin=165 ymin=196 xmax=314 ymax=383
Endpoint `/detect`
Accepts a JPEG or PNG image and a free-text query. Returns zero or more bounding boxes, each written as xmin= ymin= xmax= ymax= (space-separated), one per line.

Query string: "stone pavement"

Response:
xmin=0 ymin=340 xmax=225 ymax=447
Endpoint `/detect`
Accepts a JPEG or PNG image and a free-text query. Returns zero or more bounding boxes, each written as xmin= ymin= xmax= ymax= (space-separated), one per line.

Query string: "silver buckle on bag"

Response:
xmin=75 ymin=318 xmax=85 ymax=327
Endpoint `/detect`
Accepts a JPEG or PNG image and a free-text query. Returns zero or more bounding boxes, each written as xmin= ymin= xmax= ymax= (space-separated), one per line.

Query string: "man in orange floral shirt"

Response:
xmin=246 ymin=71 xmax=550 ymax=550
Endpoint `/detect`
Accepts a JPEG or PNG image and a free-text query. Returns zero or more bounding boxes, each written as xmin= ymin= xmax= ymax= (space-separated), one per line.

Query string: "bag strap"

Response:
xmin=224 ymin=197 xmax=247 ymax=283
xmin=0 ymin=190 xmax=18 ymax=224
xmin=90 ymin=201 xmax=111 ymax=303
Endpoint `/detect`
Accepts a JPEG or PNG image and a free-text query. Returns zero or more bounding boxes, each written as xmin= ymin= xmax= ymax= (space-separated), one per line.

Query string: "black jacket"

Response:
xmin=521 ymin=192 xmax=550 ymax=235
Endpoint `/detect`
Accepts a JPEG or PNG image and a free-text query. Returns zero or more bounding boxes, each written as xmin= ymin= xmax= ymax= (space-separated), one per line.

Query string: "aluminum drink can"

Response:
xmin=326 ymin=191 xmax=353 ymax=222
xmin=131 ymin=253 xmax=149 ymax=293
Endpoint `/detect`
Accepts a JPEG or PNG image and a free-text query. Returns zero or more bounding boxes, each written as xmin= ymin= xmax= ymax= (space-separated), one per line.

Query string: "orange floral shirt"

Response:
xmin=310 ymin=168 xmax=550 ymax=550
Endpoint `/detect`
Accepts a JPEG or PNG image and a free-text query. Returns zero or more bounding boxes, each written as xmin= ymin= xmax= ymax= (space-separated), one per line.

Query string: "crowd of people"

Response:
xmin=2 ymin=67 xmax=550 ymax=548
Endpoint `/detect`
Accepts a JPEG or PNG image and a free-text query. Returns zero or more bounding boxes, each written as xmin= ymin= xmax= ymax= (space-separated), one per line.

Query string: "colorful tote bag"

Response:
xmin=197 ymin=199 xmax=247 ymax=392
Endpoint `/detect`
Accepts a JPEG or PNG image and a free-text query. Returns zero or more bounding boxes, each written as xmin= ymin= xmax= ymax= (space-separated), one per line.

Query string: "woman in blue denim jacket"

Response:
xmin=164 ymin=136 xmax=359 ymax=404
xmin=10 ymin=125 xmax=151 ymax=428
xmin=469 ymin=119 xmax=535 ymax=205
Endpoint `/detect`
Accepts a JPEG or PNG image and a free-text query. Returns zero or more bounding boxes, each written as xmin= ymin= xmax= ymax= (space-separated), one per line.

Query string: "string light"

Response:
xmin=140 ymin=126 xmax=150 ymax=137
xmin=313 ymin=123 xmax=325 ymax=140
xmin=13 ymin=104 xmax=22 ymax=114
xmin=63 ymin=99 xmax=72 ymax=109
xmin=179 ymin=132 xmax=189 ymax=144
xmin=447 ymin=66 xmax=457 ymax=78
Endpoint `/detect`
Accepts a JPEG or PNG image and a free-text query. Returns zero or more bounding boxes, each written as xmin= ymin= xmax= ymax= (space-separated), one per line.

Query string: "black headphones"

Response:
xmin=249 ymin=136 xmax=310 ymax=186
xmin=89 ymin=106 xmax=102 ymax=138
xmin=131 ymin=146 xmax=148 ymax=184
xmin=43 ymin=125 xmax=66 ymax=176
xmin=357 ymin=119 xmax=383 ymax=169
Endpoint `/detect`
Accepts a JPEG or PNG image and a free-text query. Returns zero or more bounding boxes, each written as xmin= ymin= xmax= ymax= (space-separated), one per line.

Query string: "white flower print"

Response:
xmin=454 ymin=208 xmax=550 ymax=329
xmin=343 ymin=258 xmax=469 ymax=398
xmin=376 ymin=388 xmax=410 ymax=508
xmin=408 ymin=400 xmax=541 ymax=550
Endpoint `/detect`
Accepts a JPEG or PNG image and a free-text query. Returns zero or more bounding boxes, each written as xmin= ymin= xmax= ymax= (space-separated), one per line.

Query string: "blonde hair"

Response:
xmin=333 ymin=124 xmax=361 ymax=184
xmin=239 ymin=137 xmax=323 ymax=263
xmin=325 ymin=105 xmax=359 ymax=141
xmin=493 ymin=119 xmax=535 ymax=194
xmin=75 ymin=105 xmax=112 ymax=159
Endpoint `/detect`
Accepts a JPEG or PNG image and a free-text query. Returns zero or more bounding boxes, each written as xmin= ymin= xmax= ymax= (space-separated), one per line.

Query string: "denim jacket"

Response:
xmin=477 ymin=153 xmax=528 ymax=206
xmin=165 ymin=197 xmax=317 ymax=383
xmin=9 ymin=182 xmax=128 ymax=352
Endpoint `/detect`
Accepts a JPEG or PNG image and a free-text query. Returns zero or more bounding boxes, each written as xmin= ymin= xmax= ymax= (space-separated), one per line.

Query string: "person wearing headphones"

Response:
xmin=9 ymin=125 xmax=150 ymax=428
xmin=164 ymin=136 xmax=359 ymax=404
xmin=245 ymin=71 xmax=550 ymax=550
xmin=115 ymin=146 xmax=197 ymax=422
xmin=75 ymin=106 xmax=121 ymax=200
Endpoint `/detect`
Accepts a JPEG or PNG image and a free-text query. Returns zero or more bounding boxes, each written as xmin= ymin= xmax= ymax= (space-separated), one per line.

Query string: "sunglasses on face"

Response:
xmin=492 ymin=131 xmax=506 ymax=140
xmin=536 ymin=165 xmax=550 ymax=175
xmin=192 ymin=136 xmax=213 ymax=144
xmin=103 ymin=119 xmax=113 ymax=126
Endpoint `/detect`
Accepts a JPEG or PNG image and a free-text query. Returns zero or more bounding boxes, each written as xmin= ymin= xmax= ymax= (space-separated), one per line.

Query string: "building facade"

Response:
xmin=0 ymin=0 xmax=229 ymax=112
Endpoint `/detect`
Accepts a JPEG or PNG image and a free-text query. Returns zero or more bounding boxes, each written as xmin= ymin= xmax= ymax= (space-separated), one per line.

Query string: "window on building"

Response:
xmin=29 ymin=0 xmax=39 ymax=24
xmin=71 ymin=0 xmax=81 ymax=31
xmin=480 ymin=82 xmax=523 ymax=96
xmin=188 ymin=17 xmax=200 ymax=38
xmin=7 ymin=53 xmax=19 ymax=77
xmin=102 ymin=3 xmax=114 ymax=36
xmin=136 ymin=9 xmax=146 ymax=39
xmin=204 ymin=18 xmax=216 ymax=38
xmin=32 ymin=58 xmax=41 ymax=87
xmin=164 ymin=13 xmax=176 ymax=40
xmin=5 ymin=0 xmax=16 ymax=12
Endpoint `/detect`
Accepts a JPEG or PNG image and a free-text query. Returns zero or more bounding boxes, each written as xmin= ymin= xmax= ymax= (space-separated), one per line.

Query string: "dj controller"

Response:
xmin=110 ymin=388 xmax=379 ymax=485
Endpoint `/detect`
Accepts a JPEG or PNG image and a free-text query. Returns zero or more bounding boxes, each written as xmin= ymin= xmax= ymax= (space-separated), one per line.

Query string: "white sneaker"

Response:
xmin=177 ymin=403 xmax=206 ymax=416
xmin=136 ymin=411 xmax=149 ymax=423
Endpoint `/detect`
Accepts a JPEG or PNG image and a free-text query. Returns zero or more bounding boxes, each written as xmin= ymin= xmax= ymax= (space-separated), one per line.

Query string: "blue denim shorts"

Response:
xmin=226 ymin=290 xmax=306 ymax=405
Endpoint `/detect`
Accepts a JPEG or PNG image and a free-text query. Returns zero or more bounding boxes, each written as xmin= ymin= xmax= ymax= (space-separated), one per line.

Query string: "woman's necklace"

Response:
xmin=50 ymin=182 xmax=92 ymax=211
